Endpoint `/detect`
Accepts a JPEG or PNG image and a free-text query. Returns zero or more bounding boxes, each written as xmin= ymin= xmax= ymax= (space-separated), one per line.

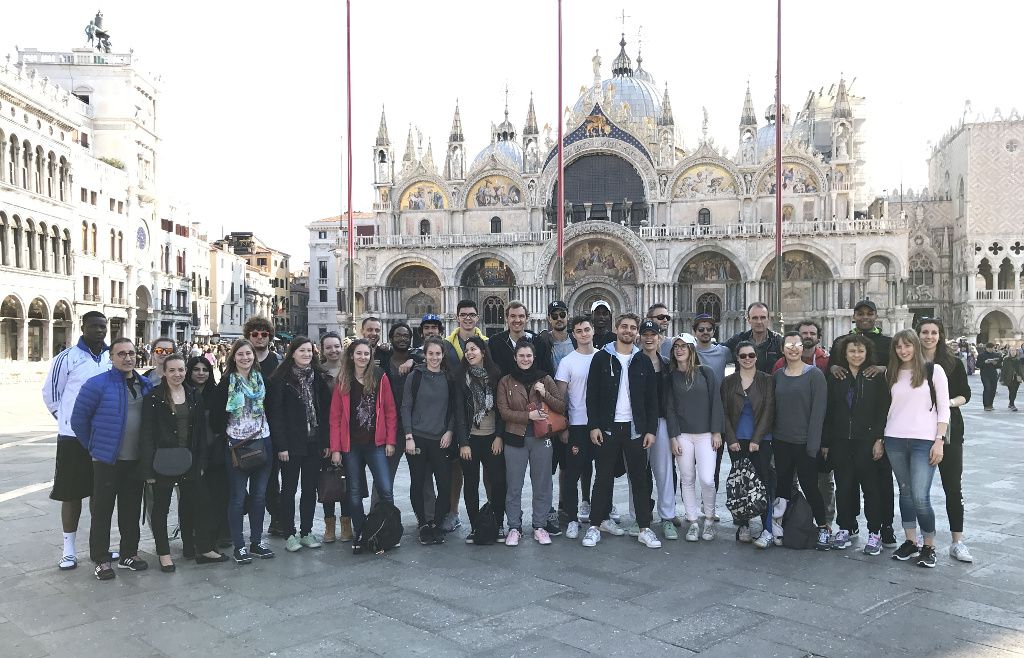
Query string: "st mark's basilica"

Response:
xmin=307 ymin=33 xmax=1024 ymax=345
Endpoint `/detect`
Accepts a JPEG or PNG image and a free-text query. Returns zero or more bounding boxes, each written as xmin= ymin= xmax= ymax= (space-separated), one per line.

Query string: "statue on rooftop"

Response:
xmin=86 ymin=10 xmax=112 ymax=53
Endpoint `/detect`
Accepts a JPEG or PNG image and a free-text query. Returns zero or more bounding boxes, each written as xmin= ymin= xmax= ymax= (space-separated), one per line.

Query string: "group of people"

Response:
xmin=958 ymin=340 xmax=1021 ymax=412
xmin=43 ymin=296 xmax=976 ymax=581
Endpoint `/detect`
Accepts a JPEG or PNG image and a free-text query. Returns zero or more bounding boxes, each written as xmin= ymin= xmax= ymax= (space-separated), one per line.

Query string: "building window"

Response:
xmin=419 ymin=219 xmax=431 ymax=236
xmin=318 ymin=230 xmax=327 ymax=239
xmin=319 ymin=289 xmax=328 ymax=303
xmin=318 ymin=260 xmax=328 ymax=279
xmin=697 ymin=208 xmax=711 ymax=225
xmin=490 ymin=217 xmax=502 ymax=234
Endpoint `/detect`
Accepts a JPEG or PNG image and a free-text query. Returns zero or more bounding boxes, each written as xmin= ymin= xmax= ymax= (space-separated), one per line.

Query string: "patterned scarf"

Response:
xmin=291 ymin=365 xmax=318 ymax=431
xmin=226 ymin=371 xmax=265 ymax=416
xmin=466 ymin=366 xmax=493 ymax=427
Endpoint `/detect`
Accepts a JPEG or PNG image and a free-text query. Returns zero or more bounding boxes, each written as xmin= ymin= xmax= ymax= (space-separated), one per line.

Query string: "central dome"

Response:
xmin=472 ymin=140 xmax=524 ymax=170
xmin=574 ymin=76 xmax=662 ymax=121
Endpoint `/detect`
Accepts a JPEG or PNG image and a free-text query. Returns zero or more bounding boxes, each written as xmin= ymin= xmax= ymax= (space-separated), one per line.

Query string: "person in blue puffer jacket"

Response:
xmin=71 ymin=337 xmax=154 ymax=581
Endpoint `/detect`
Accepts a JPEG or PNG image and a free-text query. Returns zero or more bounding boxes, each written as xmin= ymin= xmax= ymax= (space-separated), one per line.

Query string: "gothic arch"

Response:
xmin=857 ymin=248 xmax=906 ymax=279
xmin=566 ymin=279 xmax=634 ymax=315
xmin=535 ymin=219 xmax=655 ymax=282
xmin=453 ymin=249 xmax=523 ymax=286
xmin=671 ymin=245 xmax=752 ymax=282
xmin=538 ymin=140 xmax=658 ymax=207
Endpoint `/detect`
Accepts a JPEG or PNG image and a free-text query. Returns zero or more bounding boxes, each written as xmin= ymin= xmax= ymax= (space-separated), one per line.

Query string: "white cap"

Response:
xmin=671 ymin=333 xmax=698 ymax=347
xmin=590 ymin=300 xmax=611 ymax=312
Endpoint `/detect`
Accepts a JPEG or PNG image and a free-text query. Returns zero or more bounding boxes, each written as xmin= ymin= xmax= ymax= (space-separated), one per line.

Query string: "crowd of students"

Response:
xmin=42 ymin=297 xmax=977 ymax=580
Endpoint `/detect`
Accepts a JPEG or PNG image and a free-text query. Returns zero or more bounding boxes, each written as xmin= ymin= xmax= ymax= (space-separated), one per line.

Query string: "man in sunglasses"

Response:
xmin=536 ymin=301 xmax=574 ymax=376
xmin=42 ymin=311 xmax=112 ymax=571
xmin=244 ymin=316 xmax=281 ymax=378
xmin=646 ymin=303 xmax=674 ymax=359
xmin=722 ymin=302 xmax=784 ymax=374
xmin=692 ymin=314 xmax=731 ymax=383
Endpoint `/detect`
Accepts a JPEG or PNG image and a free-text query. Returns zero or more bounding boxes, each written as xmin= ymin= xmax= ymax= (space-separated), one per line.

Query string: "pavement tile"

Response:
xmin=457 ymin=575 xmax=569 ymax=616
xmin=471 ymin=636 xmax=593 ymax=657
xmin=542 ymin=592 xmax=676 ymax=633
xmin=33 ymin=618 xmax=164 ymax=658
xmin=724 ymin=588 xmax=864 ymax=635
xmin=358 ymin=587 xmax=476 ymax=631
xmin=0 ymin=621 xmax=49 ymax=658
xmin=540 ymin=617 xmax=692 ymax=655
xmin=441 ymin=604 xmax=574 ymax=651
xmin=645 ymin=603 xmax=769 ymax=651
xmin=922 ymin=597 xmax=1024 ymax=632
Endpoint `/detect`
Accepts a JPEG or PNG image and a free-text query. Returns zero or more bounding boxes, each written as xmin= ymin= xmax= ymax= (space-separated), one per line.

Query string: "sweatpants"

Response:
xmin=676 ymin=432 xmax=717 ymax=522
xmin=648 ymin=418 xmax=677 ymax=522
xmin=504 ymin=434 xmax=553 ymax=530
xmin=831 ymin=440 xmax=883 ymax=534
xmin=774 ymin=440 xmax=827 ymax=526
xmin=591 ymin=423 xmax=653 ymax=529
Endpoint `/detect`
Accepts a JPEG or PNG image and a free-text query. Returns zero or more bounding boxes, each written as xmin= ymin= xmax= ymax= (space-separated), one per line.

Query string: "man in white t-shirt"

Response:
xmin=555 ymin=317 xmax=598 ymax=539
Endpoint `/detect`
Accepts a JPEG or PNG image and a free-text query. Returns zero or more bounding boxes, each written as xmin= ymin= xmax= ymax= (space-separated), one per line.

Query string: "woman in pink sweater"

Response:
xmin=883 ymin=329 xmax=949 ymax=568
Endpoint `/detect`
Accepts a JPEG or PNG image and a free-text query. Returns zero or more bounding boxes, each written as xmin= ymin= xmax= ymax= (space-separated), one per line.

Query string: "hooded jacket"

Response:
xmin=71 ymin=369 xmax=155 ymax=464
xmin=823 ymin=368 xmax=891 ymax=446
xmin=585 ymin=342 xmax=658 ymax=437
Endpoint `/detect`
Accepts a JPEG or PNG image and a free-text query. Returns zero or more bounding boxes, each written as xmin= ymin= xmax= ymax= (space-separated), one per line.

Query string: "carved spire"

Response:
xmin=449 ymin=100 xmax=463 ymax=142
xmin=832 ymin=77 xmax=852 ymax=120
xmin=423 ymin=139 xmax=436 ymax=171
xmin=740 ymin=81 xmax=757 ymax=127
xmin=375 ymin=107 xmax=390 ymax=146
xmin=611 ymin=34 xmax=633 ymax=77
xmin=658 ymin=83 xmax=674 ymax=126
xmin=496 ymin=85 xmax=516 ymax=142
xmin=524 ymin=93 xmax=538 ymax=135
xmin=402 ymin=124 xmax=416 ymax=164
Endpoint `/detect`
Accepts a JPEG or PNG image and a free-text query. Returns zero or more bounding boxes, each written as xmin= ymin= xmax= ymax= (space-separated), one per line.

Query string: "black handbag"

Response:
xmin=153 ymin=447 xmax=193 ymax=477
xmin=317 ymin=465 xmax=347 ymax=504
xmin=230 ymin=439 xmax=267 ymax=473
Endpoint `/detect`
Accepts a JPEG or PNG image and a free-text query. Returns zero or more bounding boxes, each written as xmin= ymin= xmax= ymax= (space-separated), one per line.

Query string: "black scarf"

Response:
xmin=510 ymin=365 xmax=544 ymax=387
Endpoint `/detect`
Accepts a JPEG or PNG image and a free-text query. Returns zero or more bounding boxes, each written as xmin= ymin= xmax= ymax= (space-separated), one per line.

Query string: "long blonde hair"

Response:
xmin=887 ymin=329 xmax=927 ymax=389
xmin=668 ymin=337 xmax=699 ymax=388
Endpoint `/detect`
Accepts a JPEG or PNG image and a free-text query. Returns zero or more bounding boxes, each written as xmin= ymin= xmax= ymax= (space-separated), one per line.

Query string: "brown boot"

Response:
xmin=339 ymin=516 xmax=354 ymax=542
xmin=323 ymin=515 xmax=337 ymax=543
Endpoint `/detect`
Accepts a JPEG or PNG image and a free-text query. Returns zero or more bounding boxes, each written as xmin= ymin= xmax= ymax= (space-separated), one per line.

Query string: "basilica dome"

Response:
xmin=472 ymin=139 xmax=524 ymax=171
xmin=756 ymin=103 xmax=792 ymax=154
xmin=573 ymin=36 xmax=663 ymax=122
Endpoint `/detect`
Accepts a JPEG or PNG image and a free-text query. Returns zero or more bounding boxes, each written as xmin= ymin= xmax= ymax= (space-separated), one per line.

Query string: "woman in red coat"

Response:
xmin=329 ymin=339 xmax=397 ymax=554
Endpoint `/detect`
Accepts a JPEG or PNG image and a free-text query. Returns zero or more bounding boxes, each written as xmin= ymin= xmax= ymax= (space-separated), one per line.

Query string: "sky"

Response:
xmin=3 ymin=1 xmax=1020 ymax=262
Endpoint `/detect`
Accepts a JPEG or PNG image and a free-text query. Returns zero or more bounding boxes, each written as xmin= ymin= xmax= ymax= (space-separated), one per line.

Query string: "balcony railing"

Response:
xmin=640 ymin=217 xmax=908 ymax=240
xmin=976 ymin=289 xmax=1024 ymax=301
xmin=356 ymin=231 xmax=553 ymax=248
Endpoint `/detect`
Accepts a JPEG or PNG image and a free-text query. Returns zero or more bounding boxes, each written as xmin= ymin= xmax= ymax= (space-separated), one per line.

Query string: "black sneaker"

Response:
xmin=465 ymin=531 xmax=476 ymax=545
xmin=544 ymin=521 xmax=562 ymax=537
xmin=233 ymin=547 xmax=253 ymax=565
xmin=117 ymin=556 xmax=149 ymax=571
xmin=881 ymin=525 xmax=898 ymax=548
xmin=815 ymin=527 xmax=832 ymax=551
xmin=94 ymin=563 xmax=116 ymax=580
xmin=267 ymin=520 xmax=287 ymax=538
xmin=892 ymin=540 xmax=920 ymax=561
xmin=352 ymin=542 xmax=364 ymax=555
xmin=430 ymin=523 xmax=445 ymax=545
xmin=916 ymin=545 xmax=937 ymax=568
xmin=249 ymin=542 xmax=275 ymax=559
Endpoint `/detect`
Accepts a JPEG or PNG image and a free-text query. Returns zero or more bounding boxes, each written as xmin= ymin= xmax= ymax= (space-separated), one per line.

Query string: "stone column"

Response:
xmin=17 ymin=318 xmax=27 ymax=360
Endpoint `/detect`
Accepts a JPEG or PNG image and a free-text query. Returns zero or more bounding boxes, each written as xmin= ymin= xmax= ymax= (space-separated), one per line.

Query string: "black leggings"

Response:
xmin=461 ymin=433 xmax=507 ymax=530
xmin=773 ymin=441 xmax=827 ymax=526
xmin=151 ymin=477 xmax=212 ymax=556
xmin=280 ymin=451 xmax=320 ymax=537
xmin=937 ymin=440 xmax=965 ymax=533
xmin=561 ymin=426 xmax=593 ymax=521
xmin=408 ymin=436 xmax=452 ymax=526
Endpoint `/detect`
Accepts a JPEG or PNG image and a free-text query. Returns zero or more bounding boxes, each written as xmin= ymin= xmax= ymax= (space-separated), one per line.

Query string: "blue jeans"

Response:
xmin=344 ymin=443 xmax=393 ymax=538
xmin=884 ymin=436 xmax=937 ymax=538
xmin=226 ymin=442 xmax=272 ymax=549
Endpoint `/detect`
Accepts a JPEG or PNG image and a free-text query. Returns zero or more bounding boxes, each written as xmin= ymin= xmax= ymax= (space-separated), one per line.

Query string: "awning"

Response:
xmin=276 ymin=332 xmax=295 ymax=342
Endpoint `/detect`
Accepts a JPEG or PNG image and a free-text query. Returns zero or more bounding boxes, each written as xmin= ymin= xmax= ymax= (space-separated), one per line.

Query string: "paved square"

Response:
xmin=1 ymin=376 xmax=1022 ymax=656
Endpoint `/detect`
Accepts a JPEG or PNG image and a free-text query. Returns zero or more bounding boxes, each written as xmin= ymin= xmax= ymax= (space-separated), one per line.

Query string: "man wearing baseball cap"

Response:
xmin=827 ymin=298 xmax=897 ymax=548
xmin=589 ymin=300 xmax=616 ymax=349
xmin=691 ymin=314 xmax=731 ymax=384
xmin=536 ymin=301 xmax=575 ymax=377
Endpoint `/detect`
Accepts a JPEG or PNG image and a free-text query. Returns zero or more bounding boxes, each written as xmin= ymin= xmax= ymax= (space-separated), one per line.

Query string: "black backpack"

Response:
xmin=472 ymin=502 xmax=499 ymax=545
xmin=725 ymin=457 xmax=768 ymax=524
xmin=780 ymin=491 xmax=818 ymax=550
xmin=360 ymin=500 xmax=404 ymax=553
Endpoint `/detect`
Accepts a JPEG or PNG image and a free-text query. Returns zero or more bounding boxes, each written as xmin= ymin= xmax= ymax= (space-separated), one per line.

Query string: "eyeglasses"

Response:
xmin=153 ymin=347 xmax=174 ymax=355
xmin=695 ymin=327 xmax=715 ymax=333
xmin=550 ymin=312 xmax=567 ymax=320
xmin=651 ymin=314 xmax=671 ymax=322
xmin=783 ymin=343 xmax=803 ymax=350
xmin=458 ymin=313 xmax=478 ymax=319
xmin=248 ymin=331 xmax=271 ymax=338
xmin=114 ymin=350 xmax=136 ymax=359
xmin=737 ymin=353 xmax=757 ymax=360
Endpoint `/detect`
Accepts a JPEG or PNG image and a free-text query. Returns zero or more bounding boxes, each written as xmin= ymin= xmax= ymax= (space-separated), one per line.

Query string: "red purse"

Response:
xmin=527 ymin=392 xmax=567 ymax=439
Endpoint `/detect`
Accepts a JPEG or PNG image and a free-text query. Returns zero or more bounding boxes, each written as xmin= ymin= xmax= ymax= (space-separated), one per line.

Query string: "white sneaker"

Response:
xmin=609 ymin=505 xmax=621 ymax=522
xmin=701 ymin=520 xmax=716 ymax=541
xmin=638 ymin=528 xmax=662 ymax=549
xmin=949 ymin=541 xmax=974 ymax=563
xmin=578 ymin=501 xmax=591 ymax=523
xmin=582 ymin=526 xmax=601 ymax=547
xmin=565 ymin=521 xmax=580 ymax=540
xmin=685 ymin=522 xmax=700 ymax=542
xmin=599 ymin=520 xmax=625 ymax=536
xmin=753 ymin=530 xmax=772 ymax=549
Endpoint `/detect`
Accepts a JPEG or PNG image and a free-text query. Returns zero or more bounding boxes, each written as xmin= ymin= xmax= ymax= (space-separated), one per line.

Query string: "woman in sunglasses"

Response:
xmin=144 ymin=337 xmax=177 ymax=385
xmin=722 ymin=340 xmax=775 ymax=548
xmin=917 ymin=318 xmax=973 ymax=563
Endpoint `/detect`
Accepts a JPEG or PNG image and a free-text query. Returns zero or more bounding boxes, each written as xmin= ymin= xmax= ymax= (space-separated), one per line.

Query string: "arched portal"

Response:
xmin=27 ymin=297 xmax=48 ymax=361
xmin=52 ymin=300 xmax=72 ymax=355
xmin=761 ymin=250 xmax=833 ymax=330
xmin=387 ymin=264 xmax=442 ymax=322
xmin=677 ymin=250 xmax=743 ymax=335
xmin=549 ymin=154 xmax=648 ymax=226
xmin=1 ymin=295 xmax=24 ymax=360
xmin=460 ymin=257 xmax=516 ymax=336
xmin=864 ymin=256 xmax=893 ymax=310
xmin=978 ymin=310 xmax=1014 ymax=344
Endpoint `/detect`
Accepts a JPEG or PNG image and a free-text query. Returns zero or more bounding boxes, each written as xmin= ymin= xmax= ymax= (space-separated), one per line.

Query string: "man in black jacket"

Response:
xmin=489 ymin=301 xmax=552 ymax=378
xmin=722 ymin=302 xmax=783 ymax=373
xmin=977 ymin=342 xmax=1003 ymax=411
xmin=582 ymin=313 xmax=662 ymax=550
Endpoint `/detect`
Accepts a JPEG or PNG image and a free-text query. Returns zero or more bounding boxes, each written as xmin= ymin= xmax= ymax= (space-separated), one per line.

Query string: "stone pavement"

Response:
xmin=1 ymin=376 xmax=1023 ymax=657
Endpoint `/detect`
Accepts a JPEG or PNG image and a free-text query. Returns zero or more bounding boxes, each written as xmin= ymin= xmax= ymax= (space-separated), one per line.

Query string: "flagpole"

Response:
xmin=556 ymin=0 xmax=565 ymax=301
xmin=346 ymin=0 xmax=356 ymax=337
xmin=774 ymin=0 xmax=784 ymax=333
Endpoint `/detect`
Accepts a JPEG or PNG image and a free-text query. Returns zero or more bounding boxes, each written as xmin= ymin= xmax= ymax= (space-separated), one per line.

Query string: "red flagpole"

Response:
xmin=346 ymin=0 xmax=356 ymax=335
xmin=774 ymin=0 xmax=783 ymax=332
xmin=556 ymin=0 xmax=565 ymax=300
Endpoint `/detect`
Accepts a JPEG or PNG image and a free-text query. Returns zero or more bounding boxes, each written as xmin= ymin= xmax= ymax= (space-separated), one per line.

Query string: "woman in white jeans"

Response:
xmin=666 ymin=335 xmax=724 ymax=541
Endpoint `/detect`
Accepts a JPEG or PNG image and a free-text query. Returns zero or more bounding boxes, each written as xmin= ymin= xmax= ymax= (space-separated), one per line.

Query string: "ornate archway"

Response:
xmin=1 ymin=295 xmax=24 ymax=360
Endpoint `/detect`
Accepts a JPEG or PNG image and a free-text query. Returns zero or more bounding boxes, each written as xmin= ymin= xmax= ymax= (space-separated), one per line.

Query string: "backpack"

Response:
xmin=780 ymin=491 xmax=818 ymax=549
xmin=472 ymin=502 xmax=499 ymax=545
xmin=359 ymin=500 xmax=404 ymax=553
xmin=725 ymin=457 xmax=768 ymax=524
